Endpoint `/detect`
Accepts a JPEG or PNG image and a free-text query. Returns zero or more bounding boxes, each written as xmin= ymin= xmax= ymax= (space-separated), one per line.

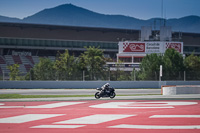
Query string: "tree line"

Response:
xmin=8 ymin=46 xmax=106 ymax=81
xmin=7 ymin=47 xmax=200 ymax=81
xmin=138 ymin=48 xmax=200 ymax=80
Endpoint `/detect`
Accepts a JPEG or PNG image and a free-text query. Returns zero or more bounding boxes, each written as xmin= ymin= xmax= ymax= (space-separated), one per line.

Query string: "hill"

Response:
xmin=0 ymin=4 xmax=200 ymax=33
xmin=0 ymin=15 xmax=21 ymax=23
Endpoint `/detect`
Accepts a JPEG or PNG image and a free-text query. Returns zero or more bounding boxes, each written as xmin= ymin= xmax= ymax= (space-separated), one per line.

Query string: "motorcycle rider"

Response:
xmin=100 ymin=83 xmax=110 ymax=95
xmin=95 ymin=82 xmax=115 ymax=99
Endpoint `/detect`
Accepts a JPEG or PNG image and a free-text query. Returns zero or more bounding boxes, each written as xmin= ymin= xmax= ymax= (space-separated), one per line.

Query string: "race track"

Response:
xmin=0 ymin=89 xmax=161 ymax=95
xmin=0 ymin=100 xmax=200 ymax=133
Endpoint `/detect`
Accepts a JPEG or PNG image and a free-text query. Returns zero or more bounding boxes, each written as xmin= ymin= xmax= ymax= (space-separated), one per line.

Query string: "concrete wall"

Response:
xmin=163 ymin=85 xmax=200 ymax=95
xmin=0 ymin=81 xmax=200 ymax=89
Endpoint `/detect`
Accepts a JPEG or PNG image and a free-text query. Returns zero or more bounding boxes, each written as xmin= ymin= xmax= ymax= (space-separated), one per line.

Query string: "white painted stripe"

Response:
xmin=55 ymin=114 xmax=135 ymax=124
xmin=31 ymin=125 xmax=85 ymax=129
xmin=0 ymin=103 xmax=24 ymax=108
xmin=0 ymin=114 xmax=65 ymax=123
xmin=90 ymin=102 xmax=198 ymax=109
xmin=0 ymin=106 xmax=25 ymax=108
xmin=109 ymin=124 xmax=200 ymax=129
xmin=133 ymin=101 xmax=197 ymax=106
xmin=0 ymin=102 xmax=86 ymax=109
xmin=90 ymin=102 xmax=173 ymax=109
xmin=26 ymin=102 xmax=86 ymax=108
xmin=150 ymin=115 xmax=200 ymax=118
xmin=115 ymin=107 xmax=174 ymax=109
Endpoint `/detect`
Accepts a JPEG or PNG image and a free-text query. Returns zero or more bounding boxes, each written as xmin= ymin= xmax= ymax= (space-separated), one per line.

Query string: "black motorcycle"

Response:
xmin=95 ymin=87 xmax=116 ymax=99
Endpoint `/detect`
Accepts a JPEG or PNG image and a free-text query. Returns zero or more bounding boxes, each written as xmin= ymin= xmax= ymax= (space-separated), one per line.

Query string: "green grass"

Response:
xmin=0 ymin=94 xmax=161 ymax=99
xmin=0 ymin=94 xmax=93 ymax=99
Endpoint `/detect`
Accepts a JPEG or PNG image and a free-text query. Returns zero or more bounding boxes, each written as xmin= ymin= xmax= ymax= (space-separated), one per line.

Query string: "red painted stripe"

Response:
xmin=0 ymin=100 xmax=199 ymax=133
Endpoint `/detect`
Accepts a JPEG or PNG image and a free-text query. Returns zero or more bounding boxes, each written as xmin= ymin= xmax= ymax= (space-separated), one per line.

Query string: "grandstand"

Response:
xmin=0 ymin=22 xmax=200 ymax=76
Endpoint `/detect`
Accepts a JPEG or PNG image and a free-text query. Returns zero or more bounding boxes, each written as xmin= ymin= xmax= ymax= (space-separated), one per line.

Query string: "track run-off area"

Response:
xmin=0 ymin=100 xmax=200 ymax=133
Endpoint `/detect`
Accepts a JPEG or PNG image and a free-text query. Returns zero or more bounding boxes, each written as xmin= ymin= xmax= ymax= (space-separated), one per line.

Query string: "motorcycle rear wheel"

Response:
xmin=95 ymin=92 xmax=100 ymax=99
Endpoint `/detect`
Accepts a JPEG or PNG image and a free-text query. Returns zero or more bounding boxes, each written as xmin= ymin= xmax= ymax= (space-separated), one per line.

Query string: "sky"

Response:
xmin=0 ymin=0 xmax=200 ymax=20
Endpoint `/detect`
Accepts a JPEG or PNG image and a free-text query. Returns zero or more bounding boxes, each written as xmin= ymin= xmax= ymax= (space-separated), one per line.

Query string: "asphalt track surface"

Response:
xmin=0 ymin=89 xmax=199 ymax=101
xmin=0 ymin=89 xmax=200 ymax=133
xmin=0 ymin=89 xmax=160 ymax=95
xmin=0 ymin=100 xmax=200 ymax=133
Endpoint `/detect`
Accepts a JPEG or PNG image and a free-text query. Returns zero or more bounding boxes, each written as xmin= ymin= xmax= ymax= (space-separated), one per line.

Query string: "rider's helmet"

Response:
xmin=105 ymin=83 xmax=110 ymax=87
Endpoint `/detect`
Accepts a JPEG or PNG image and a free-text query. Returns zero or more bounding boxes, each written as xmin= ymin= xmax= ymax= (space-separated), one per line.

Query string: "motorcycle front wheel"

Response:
xmin=110 ymin=92 xmax=116 ymax=99
xmin=95 ymin=92 xmax=100 ymax=99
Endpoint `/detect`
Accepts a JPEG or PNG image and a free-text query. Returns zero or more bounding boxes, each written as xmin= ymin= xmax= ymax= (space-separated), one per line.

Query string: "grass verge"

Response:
xmin=0 ymin=94 xmax=93 ymax=99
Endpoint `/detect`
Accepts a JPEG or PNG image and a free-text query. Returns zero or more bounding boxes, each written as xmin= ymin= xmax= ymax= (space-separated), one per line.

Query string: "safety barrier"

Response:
xmin=0 ymin=81 xmax=200 ymax=89
xmin=162 ymin=85 xmax=200 ymax=95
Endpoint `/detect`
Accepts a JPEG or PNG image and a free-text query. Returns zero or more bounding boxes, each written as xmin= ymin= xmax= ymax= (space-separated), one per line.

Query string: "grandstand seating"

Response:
xmin=0 ymin=55 xmax=56 ymax=77
xmin=0 ymin=64 xmax=10 ymax=74
xmin=5 ymin=55 xmax=14 ymax=65
xmin=32 ymin=56 xmax=40 ymax=64
xmin=24 ymin=64 xmax=32 ymax=72
xmin=19 ymin=64 xmax=26 ymax=74
xmin=26 ymin=56 xmax=34 ymax=64
xmin=20 ymin=56 xmax=31 ymax=64
xmin=0 ymin=66 xmax=2 ymax=74
xmin=0 ymin=55 xmax=6 ymax=64
xmin=12 ymin=55 xmax=22 ymax=64
xmin=48 ymin=56 xmax=56 ymax=62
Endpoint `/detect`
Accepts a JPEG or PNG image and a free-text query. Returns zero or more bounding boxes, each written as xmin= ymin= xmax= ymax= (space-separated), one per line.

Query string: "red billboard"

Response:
xmin=165 ymin=42 xmax=182 ymax=53
xmin=123 ymin=42 xmax=145 ymax=52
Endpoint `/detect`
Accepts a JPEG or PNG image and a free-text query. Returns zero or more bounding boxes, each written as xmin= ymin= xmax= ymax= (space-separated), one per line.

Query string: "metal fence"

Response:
xmin=1 ymin=70 xmax=200 ymax=81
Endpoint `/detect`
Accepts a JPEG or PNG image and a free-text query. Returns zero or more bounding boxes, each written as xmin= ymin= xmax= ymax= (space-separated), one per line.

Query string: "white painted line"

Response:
xmin=139 ymin=101 xmax=198 ymax=106
xmin=90 ymin=102 xmax=197 ymax=109
xmin=0 ymin=103 xmax=24 ymax=108
xmin=55 ymin=114 xmax=135 ymax=124
xmin=0 ymin=106 xmax=25 ymax=108
xmin=109 ymin=124 xmax=200 ymax=129
xmin=0 ymin=102 xmax=86 ymax=109
xmin=0 ymin=114 xmax=65 ymax=123
xmin=31 ymin=125 xmax=85 ymax=129
xmin=150 ymin=115 xmax=200 ymax=118
xmin=26 ymin=102 xmax=86 ymax=108
xmin=90 ymin=102 xmax=173 ymax=109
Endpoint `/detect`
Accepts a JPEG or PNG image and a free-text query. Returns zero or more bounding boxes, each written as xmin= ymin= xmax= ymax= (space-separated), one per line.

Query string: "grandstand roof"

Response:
xmin=0 ymin=22 xmax=139 ymax=42
xmin=0 ymin=22 xmax=200 ymax=54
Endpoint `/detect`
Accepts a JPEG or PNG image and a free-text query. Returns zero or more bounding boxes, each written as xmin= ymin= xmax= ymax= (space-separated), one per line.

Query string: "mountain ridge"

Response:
xmin=0 ymin=4 xmax=200 ymax=33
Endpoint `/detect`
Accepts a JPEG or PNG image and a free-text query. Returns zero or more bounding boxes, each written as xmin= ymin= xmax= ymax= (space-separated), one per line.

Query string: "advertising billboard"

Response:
xmin=123 ymin=42 xmax=145 ymax=52
xmin=118 ymin=41 xmax=183 ymax=54
xmin=145 ymin=42 xmax=162 ymax=53
xmin=165 ymin=42 xmax=182 ymax=53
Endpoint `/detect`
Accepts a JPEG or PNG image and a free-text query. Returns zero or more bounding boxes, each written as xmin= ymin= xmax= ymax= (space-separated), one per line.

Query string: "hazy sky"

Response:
xmin=0 ymin=0 xmax=200 ymax=20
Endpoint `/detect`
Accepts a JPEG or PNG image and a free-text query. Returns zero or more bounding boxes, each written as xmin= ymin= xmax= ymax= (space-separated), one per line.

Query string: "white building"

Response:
xmin=107 ymin=26 xmax=184 ymax=71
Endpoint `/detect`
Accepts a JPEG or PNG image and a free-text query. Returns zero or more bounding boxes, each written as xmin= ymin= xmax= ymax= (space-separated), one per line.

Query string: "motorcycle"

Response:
xmin=95 ymin=87 xmax=116 ymax=99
